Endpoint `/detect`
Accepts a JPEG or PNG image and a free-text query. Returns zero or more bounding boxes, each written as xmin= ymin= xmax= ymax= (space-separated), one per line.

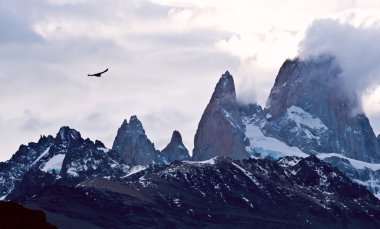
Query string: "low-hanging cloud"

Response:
xmin=299 ymin=18 xmax=380 ymax=113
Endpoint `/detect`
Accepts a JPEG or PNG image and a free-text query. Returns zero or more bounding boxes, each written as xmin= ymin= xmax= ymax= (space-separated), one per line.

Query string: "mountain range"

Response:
xmin=2 ymin=55 xmax=380 ymax=228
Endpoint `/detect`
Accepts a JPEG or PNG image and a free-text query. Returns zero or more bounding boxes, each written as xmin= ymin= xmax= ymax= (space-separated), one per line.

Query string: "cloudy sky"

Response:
xmin=2 ymin=0 xmax=380 ymax=161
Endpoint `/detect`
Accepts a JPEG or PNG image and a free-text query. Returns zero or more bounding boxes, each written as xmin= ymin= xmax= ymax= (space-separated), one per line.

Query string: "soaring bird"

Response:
xmin=88 ymin=68 xmax=108 ymax=77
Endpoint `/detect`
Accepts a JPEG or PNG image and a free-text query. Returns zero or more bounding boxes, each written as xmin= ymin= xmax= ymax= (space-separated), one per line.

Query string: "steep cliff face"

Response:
xmin=262 ymin=57 xmax=380 ymax=162
xmin=112 ymin=116 xmax=160 ymax=165
xmin=193 ymin=71 xmax=249 ymax=161
xmin=161 ymin=131 xmax=190 ymax=163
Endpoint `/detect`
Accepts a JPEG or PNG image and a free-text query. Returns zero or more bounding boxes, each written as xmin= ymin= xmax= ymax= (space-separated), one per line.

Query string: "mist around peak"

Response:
xmin=299 ymin=18 xmax=380 ymax=116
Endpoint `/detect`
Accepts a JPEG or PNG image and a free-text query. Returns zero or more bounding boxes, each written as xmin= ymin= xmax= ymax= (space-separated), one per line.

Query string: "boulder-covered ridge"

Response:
xmin=192 ymin=71 xmax=249 ymax=161
xmin=263 ymin=57 xmax=380 ymax=162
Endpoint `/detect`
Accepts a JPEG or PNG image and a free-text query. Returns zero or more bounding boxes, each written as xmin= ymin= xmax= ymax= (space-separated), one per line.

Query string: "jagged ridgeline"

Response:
xmin=2 ymin=56 xmax=380 ymax=228
xmin=112 ymin=115 xmax=190 ymax=165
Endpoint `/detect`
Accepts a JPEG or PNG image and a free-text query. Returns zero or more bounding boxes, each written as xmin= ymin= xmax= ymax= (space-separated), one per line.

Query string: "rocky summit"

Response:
xmin=112 ymin=115 xmax=160 ymax=165
xmin=161 ymin=130 xmax=190 ymax=163
xmin=112 ymin=116 xmax=189 ymax=165
xmin=262 ymin=57 xmax=380 ymax=162
xmin=193 ymin=71 xmax=249 ymax=161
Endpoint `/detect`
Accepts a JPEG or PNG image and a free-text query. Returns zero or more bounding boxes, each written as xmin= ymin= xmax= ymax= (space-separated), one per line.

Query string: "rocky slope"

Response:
xmin=0 ymin=201 xmax=57 ymax=229
xmin=15 ymin=156 xmax=380 ymax=229
xmin=193 ymin=71 xmax=249 ymax=161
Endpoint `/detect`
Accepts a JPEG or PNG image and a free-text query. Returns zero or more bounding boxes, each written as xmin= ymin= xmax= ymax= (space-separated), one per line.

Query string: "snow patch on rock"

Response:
xmin=31 ymin=147 xmax=51 ymax=166
xmin=41 ymin=154 xmax=65 ymax=173
xmin=184 ymin=158 xmax=216 ymax=165
xmin=97 ymin=147 xmax=110 ymax=153
xmin=286 ymin=106 xmax=327 ymax=130
xmin=222 ymin=108 xmax=241 ymax=129
xmin=121 ymin=165 xmax=148 ymax=178
xmin=243 ymin=118 xmax=308 ymax=159
xmin=67 ymin=168 xmax=79 ymax=177
xmin=317 ymin=153 xmax=380 ymax=170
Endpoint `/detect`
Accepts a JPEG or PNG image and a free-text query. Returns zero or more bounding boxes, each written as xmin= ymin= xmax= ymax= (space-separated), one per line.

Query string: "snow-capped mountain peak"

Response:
xmin=261 ymin=57 xmax=380 ymax=162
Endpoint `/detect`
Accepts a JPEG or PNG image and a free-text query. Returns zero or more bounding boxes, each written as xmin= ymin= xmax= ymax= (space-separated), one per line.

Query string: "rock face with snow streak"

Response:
xmin=161 ymin=130 xmax=190 ymax=163
xmin=60 ymin=140 xmax=127 ymax=186
xmin=193 ymin=71 xmax=249 ymax=161
xmin=112 ymin=116 xmax=162 ymax=165
xmin=9 ymin=139 xmax=127 ymax=200
xmin=239 ymin=103 xmax=309 ymax=159
xmin=236 ymin=58 xmax=380 ymax=196
xmin=263 ymin=57 xmax=380 ymax=162
xmin=0 ymin=126 xmax=125 ymax=200
xmin=0 ymin=127 xmax=82 ymax=198
xmin=320 ymin=155 xmax=380 ymax=198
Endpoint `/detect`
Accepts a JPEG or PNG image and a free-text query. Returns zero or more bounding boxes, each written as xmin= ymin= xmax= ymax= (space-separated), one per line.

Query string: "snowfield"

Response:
xmin=243 ymin=117 xmax=308 ymax=159
xmin=286 ymin=106 xmax=327 ymax=130
xmin=317 ymin=153 xmax=380 ymax=171
xmin=41 ymin=154 xmax=66 ymax=173
xmin=242 ymin=115 xmax=380 ymax=199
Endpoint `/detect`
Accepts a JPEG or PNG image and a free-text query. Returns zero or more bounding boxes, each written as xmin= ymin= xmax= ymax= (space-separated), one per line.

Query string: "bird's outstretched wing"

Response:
xmin=88 ymin=68 xmax=108 ymax=77
xmin=99 ymin=68 xmax=108 ymax=74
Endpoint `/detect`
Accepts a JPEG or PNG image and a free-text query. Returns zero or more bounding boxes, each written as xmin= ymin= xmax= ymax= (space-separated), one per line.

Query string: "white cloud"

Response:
xmin=0 ymin=0 xmax=236 ymax=160
xmin=2 ymin=0 xmax=380 ymax=161
xmin=299 ymin=16 xmax=380 ymax=116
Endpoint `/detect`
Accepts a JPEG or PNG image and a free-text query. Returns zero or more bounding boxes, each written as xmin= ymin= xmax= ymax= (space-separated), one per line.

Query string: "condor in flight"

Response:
xmin=88 ymin=68 xmax=108 ymax=77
